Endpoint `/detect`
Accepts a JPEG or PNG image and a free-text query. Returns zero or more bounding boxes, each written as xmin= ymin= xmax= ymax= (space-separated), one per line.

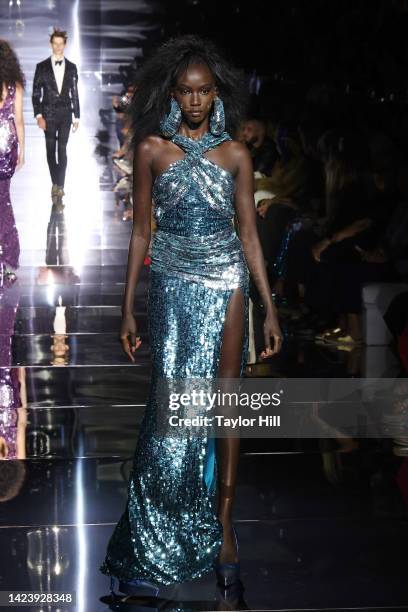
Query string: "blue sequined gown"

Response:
xmin=101 ymin=131 xmax=249 ymax=585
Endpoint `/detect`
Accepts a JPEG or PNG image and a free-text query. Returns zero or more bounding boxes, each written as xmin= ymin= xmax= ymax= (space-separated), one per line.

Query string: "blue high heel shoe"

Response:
xmin=214 ymin=525 xmax=241 ymax=588
xmin=110 ymin=576 xmax=160 ymax=600
xmin=216 ymin=581 xmax=245 ymax=609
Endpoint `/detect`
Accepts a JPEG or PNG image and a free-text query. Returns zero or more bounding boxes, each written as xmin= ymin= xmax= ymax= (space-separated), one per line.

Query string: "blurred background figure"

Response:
xmin=240 ymin=117 xmax=278 ymax=179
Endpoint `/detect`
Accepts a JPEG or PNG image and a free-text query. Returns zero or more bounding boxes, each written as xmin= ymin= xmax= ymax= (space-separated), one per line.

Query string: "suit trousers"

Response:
xmin=44 ymin=109 xmax=72 ymax=187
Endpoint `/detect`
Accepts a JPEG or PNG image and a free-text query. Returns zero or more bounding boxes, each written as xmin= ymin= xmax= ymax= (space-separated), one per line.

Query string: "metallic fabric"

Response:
xmin=0 ymin=285 xmax=21 ymax=460
xmin=0 ymin=85 xmax=20 ymax=269
xmin=159 ymin=97 xmax=182 ymax=138
xmin=209 ymin=96 xmax=225 ymax=136
xmin=32 ymin=57 xmax=80 ymax=120
xmin=0 ymin=86 xmax=18 ymax=180
xmin=100 ymin=131 xmax=249 ymax=585
xmin=151 ymin=227 xmax=247 ymax=290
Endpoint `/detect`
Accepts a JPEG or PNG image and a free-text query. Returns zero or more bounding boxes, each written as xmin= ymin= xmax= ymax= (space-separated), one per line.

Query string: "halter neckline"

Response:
xmin=174 ymin=131 xmax=210 ymax=142
xmin=171 ymin=131 xmax=231 ymax=155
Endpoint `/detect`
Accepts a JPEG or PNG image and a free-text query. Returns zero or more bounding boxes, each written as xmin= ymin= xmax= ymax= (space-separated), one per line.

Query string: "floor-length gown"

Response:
xmin=0 ymin=85 xmax=20 ymax=271
xmin=100 ymin=131 xmax=249 ymax=585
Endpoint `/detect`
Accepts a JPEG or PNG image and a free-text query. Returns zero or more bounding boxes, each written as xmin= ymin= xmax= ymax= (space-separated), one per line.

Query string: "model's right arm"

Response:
xmin=32 ymin=64 xmax=42 ymax=117
xmin=120 ymin=139 xmax=153 ymax=361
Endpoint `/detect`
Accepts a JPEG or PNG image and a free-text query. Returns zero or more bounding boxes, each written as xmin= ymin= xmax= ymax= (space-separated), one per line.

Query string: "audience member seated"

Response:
xmin=251 ymin=125 xmax=313 ymax=306
xmin=254 ymin=125 xmax=310 ymax=217
xmin=240 ymin=117 xmax=278 ymax=178
xmin=303 ymin=131 xmax=404 ymax=346
xmin=97 ymin=57 xmax=138 ymax=224
xmin=113 ymin=126 xmax=133 ymax=221
xmin=112 ymin=84 xmax=135 ymax=158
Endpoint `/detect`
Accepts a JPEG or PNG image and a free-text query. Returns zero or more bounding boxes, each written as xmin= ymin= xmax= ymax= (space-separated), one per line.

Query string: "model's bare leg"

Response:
xmin=216 ymin=287 xmax=245 ymax=564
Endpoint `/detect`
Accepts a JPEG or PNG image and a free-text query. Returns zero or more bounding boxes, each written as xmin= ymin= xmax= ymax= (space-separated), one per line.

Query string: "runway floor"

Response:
xmin=0 ymin=2 xmax=407 ymax=611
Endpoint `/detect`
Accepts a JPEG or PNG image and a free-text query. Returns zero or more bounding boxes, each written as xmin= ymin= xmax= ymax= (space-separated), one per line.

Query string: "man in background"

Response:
xmin=32 ymin=28 xmax=80 ymax=209
xmin=240 ymin=118 xmax=278 ymax=176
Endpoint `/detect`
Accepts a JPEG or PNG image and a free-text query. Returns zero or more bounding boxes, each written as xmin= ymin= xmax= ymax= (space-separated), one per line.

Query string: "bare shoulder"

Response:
xmin=221 ymin=139 xmax=251 ymax=175
xmin=136 ymin=135 xmax=178 ymax=169
xmin=136 ymin=135 xmax=168 ymax=156
xmin=223 ymin=139 xmax=251 ymax=162
xmin=134 ymin=135 xmax=161 ymax=161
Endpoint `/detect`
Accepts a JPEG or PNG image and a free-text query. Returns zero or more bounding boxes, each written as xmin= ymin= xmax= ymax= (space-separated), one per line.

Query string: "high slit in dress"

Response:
xmin=100 ymin=130 xmax=249 ymax=585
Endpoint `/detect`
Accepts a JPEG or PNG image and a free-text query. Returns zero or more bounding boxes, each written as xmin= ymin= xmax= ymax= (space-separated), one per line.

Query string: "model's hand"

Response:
xmin=72 ymin=121 xmax=79 ymax=133
xmin=260 ymin=311 xmax=282 ymax=358
xmin=37 ymin=117 xmax=46 ymax=131
xmin=120 ymin=313 xmax=142 ymax=362
xmin=312 ymin=239 xmax=330 ymax=262
xmin=16 ymin=151 xmax=25 ymax=171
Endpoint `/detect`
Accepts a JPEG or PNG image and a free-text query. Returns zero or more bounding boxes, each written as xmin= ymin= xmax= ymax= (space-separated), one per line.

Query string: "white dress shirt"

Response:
xmin=36 ymin=55 xmax=79 ymax=122
xmin=52 ymin=55 xmax=65 ymax=94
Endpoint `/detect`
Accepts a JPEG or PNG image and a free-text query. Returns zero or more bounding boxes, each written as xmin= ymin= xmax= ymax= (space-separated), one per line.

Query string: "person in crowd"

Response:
xmin=251 ymin=125 xmax=311 ymax=303
xmin=111 ymin=87 xmax=135 ymax=220
xmin=255 ymin=125 xmax=309 ymax=217
xmin=305 ymin=131 xmax=402 ymax=345
xmin=112 ymin=83 xmax=135 ymax=158
xmin=240 ymin=117 xmax=278 ymax=176
xmin=113 ymin=126 xmax=133 ymax=222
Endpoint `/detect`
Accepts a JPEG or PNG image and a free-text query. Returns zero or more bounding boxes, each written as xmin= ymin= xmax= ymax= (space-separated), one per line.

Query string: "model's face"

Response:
xmin=50 ymin=37 xmax=66 ymax=57
xmin=172 ymin=63 xmax=217 ymax=126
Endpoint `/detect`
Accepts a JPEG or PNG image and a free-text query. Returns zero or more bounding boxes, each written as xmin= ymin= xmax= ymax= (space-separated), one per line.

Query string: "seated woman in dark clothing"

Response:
xmin=251 ymin=125 xmax=316 ymax=304
xmin=304 ymin=143 xmax=402 ymax=344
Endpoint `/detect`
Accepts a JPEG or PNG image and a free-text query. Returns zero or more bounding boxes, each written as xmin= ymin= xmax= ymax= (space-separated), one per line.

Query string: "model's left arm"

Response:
xmin=233 ymin=142 xmax=282 ymax=357
xmin=14 ymin=83 xmax=25 ymax=170
xmin=71 ymin=64 xmax=80 ymax=125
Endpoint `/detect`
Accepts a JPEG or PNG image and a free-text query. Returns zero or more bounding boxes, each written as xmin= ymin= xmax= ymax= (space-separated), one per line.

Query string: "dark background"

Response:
xmin=99 ymin=0 xmax=408 ymax=149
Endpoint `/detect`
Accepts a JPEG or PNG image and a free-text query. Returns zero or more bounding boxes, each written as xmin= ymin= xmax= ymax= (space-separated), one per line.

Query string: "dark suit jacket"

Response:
xmin=32 ymin=57 xmax=80 ymax=120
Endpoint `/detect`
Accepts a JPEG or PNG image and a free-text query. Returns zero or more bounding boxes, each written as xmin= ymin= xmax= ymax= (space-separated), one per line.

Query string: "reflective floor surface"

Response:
xmin=1 ymin=2 xmax=408 ymax=611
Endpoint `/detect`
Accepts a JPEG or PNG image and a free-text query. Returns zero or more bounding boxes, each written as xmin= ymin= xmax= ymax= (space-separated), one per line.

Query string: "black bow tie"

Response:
xmin=55 ymin=60 xmax=63 ymax=66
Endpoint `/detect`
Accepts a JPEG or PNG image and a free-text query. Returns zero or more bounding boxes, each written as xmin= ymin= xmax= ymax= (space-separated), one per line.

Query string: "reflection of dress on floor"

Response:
xmin=100 ymin=131 xmax=249 ymax=585
xmin=0 ymin=284 xmax=21 ymax=459
xmin=0 ymin=85 xmax=20 ymax=270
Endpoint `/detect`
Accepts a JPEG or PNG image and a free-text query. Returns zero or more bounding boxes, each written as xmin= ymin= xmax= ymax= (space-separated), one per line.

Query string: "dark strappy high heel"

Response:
xmin=110 ymin=576 xmax=160 ymax=600
xmin=216 ymin=581 xmax=246 ymax=610
xmin=214 ymin=525 xmax=241 ymax=588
